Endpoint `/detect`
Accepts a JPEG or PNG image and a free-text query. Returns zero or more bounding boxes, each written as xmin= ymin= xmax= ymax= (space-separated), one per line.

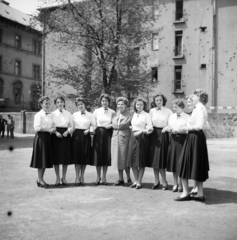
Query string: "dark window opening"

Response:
xmin=174 ymin=66 xmax=182 ymax=91
xmin=200 ymin=27 xmax=207 ymax=32
xmin=175 ymin=0 xmax=183 ymax=21
xmin=151 ymin=67 xmax=158 ymax=83
xmin=13 ymin=81 xmax=22 ymax=104
xmin=33 ymin=65 xmax=40 ymax=79
xmin=200 ymin=64 xmax=207 ymax=69
xmin=15 ymin=34 xmax=21 ymax=48
xmin=15 ymin=61 xmax=21 ymax=76
xmin=174 ymin=31 xmax=183 ymax=56
xmin=33 ymin=40 xmax=41 ymax=54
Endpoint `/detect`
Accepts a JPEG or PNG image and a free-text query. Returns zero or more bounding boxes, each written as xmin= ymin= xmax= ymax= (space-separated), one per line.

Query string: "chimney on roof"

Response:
xmin=1 ymin=1 xmax=10 ymax=6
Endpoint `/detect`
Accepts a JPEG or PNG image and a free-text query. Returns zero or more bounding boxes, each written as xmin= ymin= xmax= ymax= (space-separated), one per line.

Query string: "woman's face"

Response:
xmin=42 ymin=99 xmax=50 ymax=111
xmin=77 ymin=101 xmax=85 ymax=111
xmin=56 ymin=99 xmax=64 ymax=110
xmin=192 ymin=94 xmax=200 ymax=106
xmin=136 ymin=100 xmax=144 ymax=112
xmin=173 ymin=104 xmax=183 ymax=114
xmin=117 ymin=101 xmax=126 ymax=113
xmin=101 ymin=98 xmax=109 ymax=108
xmin=155 ymin=96 xmax=163 ymax=108
xmin=187 ymin=98 xmax=195 ymax=110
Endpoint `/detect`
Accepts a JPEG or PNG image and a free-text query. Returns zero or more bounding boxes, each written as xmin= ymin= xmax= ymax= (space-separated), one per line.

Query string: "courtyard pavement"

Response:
xmin=0 ymin=135 xmax=237 ymax=240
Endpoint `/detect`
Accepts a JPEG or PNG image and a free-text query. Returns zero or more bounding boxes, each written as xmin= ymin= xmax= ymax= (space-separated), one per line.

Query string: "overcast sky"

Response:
xmin=7 ymin=0 xmax=42 ymax=14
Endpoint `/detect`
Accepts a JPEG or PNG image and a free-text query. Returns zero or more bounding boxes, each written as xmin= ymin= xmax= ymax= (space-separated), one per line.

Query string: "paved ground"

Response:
xmin=0 ymin=135 xmax=237 ymax=240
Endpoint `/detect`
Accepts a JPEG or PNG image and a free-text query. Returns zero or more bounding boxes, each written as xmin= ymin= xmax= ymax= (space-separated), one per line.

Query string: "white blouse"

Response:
xmin=187 ymin=102 xmax=208 ymax=130
xmin=93 ymin=107 xmax=115 ymax=127
xmin=72 ymin=111 xmax=96 ymax=130
xmin=51 ymin=109 xmax=72 ymax=130
xmin=34 ymin=109 xmax=54 ymax=132
xmin=168 ymin=112 xmax=190 ymax=132
xmin=131 ymin=111 xmax=153 ymax=132
xmin=149 ymin=107 xmax=173 ymax=128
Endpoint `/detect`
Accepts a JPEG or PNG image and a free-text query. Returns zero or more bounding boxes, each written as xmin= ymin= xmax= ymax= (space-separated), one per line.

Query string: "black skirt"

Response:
xmin=178 ymin=130 xmax=209 ymax=182
xmin=127 ymin=131 xmax=149 ymax=168
xmin=91 ymin=127 xmax=112 ymax=166
xmin=166 ymin=134 xmax=186 ymax=173
xmin=30 ymin=132 xmax=53 ymax=169
xmin=147 ymin=127 xmax=169 ymax=169
xmin=72 ymin=129 xmax=91 ymax=165
xmin=51 ymin=127 xmax=73 ymax=165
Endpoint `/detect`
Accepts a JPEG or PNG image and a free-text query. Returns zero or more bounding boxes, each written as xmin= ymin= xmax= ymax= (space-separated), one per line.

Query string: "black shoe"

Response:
xmin=36 ymin=180 xmax=48 ymax=188
xmin=61 ymin=178 xmax=67 ymax=186
xmin=174 ymin=195 xmax=190 ymax=201
xmin=127 ymin=179 xmax=132 ymax=184
xmin=136 ymin=184 xmax=142 ymax=189
xmin=190 ymin=191 xmax=198 ymax=195
xmin=151 ymin=182 xmax=160 ymax=190
xmin=162 ymin=183 xmax=168 ymax=191
xmin=178 ymin=187 xmax=183 ymax=192
xmin=130 ymin=182 xmax=137 ymax=188
xmin=113 ymin=180 xmax=125 ymax=186
xmin=190 ymin=195 xmax=205 ymax=202
xmin=172 ymin=185 xmax=178 ymax=192
xmin=94 ymin=178 xmax=101 ymax=185
xmin=102 ymin=181 xmax=108 ymax=185
xmin=75 ymin=182 xmax=81 ymax=186
xmin=55 ymin=183 xmax=60 ymax=186
xmin=80 ymin=182 xmax=85 ymax=186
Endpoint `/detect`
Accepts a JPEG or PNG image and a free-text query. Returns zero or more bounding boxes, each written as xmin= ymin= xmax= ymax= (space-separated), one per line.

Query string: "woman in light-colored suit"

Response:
xmin=111 ymin=97 xmax=132 ymax=186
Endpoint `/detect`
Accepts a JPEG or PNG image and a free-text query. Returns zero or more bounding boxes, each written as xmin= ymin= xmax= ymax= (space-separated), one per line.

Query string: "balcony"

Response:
xmin=173 ymin=10 xmax=185 ymax=24
xmin=172 ymin=80 xmax=185 ymax=95
xmin=0 ymin=98 xmax=9 ymax=107
xmin=173 ymin=46 xmax=185 ymax=59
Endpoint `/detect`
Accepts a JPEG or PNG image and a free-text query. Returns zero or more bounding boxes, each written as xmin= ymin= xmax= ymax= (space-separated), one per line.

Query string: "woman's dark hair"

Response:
xmin=193 ymin=89 xmax=208 ymax=105
xmin=172 ymin=99 xmax=185 ymax=109
xmin=153 ymin=93 xmax=167 ymax=106
xmin=75 ymin=97 xmax=86 ymax=106
xmin=133 ymin=98 xmax=147 ymax=112
xmin=54 ymin=96 xmax=65 ymax=108
xmin=38 ymin=96 xmax=50 ymax=109
xmin=99 ymin=93 xmax=111 ymax=104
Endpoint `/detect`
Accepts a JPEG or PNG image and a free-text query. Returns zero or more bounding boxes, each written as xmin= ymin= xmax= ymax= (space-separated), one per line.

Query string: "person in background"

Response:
xmin=0 ymin=115 xmax=7 ymax=138
xmin=91 ymin=93 xmax=115 ymax=185
xmin=111 ymin=97 xmax=132 ymax=186
xmin=164 ymin=99 xmax=190 ymax=192
xmin=10 ymin=116 xmax=15 ymax=139
xmin=175 ymin=89 xmax=209 ymax=202
xmin=6 ymin=115 xmax=11 ymax=139
xmin=71 ymin=97 xmax=96 ymax=186
xmin=51 ymin=96 xmax=73 ymax=186
xmin=148 ymin=93 xmax=173 ymax=190
xmin=30 ymin=96 xmax=55 ymax=188
xmin=128 ymin=97 xmax=153 ymax=190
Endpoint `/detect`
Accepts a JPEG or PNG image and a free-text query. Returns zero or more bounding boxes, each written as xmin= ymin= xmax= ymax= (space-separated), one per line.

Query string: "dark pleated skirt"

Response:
xmin=166 ymin=134 xmax=187 ymax=173
xmin=178 ymin=130 xmax=209 ymax=182
xmin=51 ymin=127 xmax=73 ymax=165
xmin=147 ymin=127 xmax=169 ymax=169
xmin=127 ymin=131 xmax=149 ymax=168
xmin=91 ymin=127 xmax=112 ymax=166
xmin=30 ymin=132 xmax=53 ymax=169
xmin=72 ymin=129 xmax=91 ymax=165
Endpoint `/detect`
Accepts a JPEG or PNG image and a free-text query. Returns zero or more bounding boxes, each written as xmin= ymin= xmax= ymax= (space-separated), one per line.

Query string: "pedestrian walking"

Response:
xmin=0 ymin=115 xmax=7 ymax=138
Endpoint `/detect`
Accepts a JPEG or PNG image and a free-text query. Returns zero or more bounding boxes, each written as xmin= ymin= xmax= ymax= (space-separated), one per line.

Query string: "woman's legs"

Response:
xmin=137 ymin=167 xmax=145 ymax=185
xmin=54 ymin=165 xmax=60 ymax=184
xmin=132 ymin=167 xmax=139 ymax=184
xmin=38 ymin=168 xmax=46 ymax=184
xmin=125 ymin=167 xmax=132 ymax=182
xmin=153 ymin=168 xmax=160 ymax=185
xmin=75 ymin=164 xmax=81 ymax=183
xmin=80 ymin=165 xmax=86 ymax=183
xmin=173 ymin=172 xmax=178 ymax=186
xmin=196 ymin=181 xmax=204 ymax=197
xmin=96 ymin=166 xmax=102 ymax=182
xmin=102 ymin=166 xmax=108 ymax=183
xmin=62 ymin=165 xmax=68 ymax=183
xmin=159 ymin=169 xmax=167 ymax=186
xmin=118 ymin=169 xmax=124 ymax=181
xmin=191 ymin=180 xmax=198 ymax=193
xmin=180 ymin=178 xmax=189 ymax=197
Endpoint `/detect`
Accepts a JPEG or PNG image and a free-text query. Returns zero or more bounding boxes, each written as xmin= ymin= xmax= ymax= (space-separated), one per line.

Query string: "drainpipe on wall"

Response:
xmin=42 ymin=17 xmax=46 ymax=96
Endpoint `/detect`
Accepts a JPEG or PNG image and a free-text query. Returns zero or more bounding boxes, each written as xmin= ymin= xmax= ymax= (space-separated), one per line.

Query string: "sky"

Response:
xmin=7 ymin=0 xmax=40 ymax=14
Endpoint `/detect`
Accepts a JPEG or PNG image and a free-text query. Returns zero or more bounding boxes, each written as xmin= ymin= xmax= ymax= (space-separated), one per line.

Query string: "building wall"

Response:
xmin=0 ymin=21 xmax=42 ymax=112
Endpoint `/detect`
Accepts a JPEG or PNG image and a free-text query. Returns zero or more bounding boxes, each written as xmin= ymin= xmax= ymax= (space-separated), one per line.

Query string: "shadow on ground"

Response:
xmin=0 ymin=136 xmax=34 ymax=150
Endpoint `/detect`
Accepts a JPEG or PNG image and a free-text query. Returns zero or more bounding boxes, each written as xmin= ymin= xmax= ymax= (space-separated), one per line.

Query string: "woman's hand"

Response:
xmin=143 ymin=129 xmax=149 ymax=135
xmin=134 ymin=130 xmax=142 ymax=137
xmin=68 ymin=128 xmax=74 ymax=135
xmin=179 ymin=126 xmax=188 ymax=132
xmin=56 ymin=131 xmax=62 ymax=138
xmin=105 ymin=124 xmax=112 ymax=129
xmin=84 ymin=129 xmax=90 ymax=135
xmin=63 ymin=131 xmax=68 ymax=137
xmin=49 ymin=128 xmax=56 ymax=134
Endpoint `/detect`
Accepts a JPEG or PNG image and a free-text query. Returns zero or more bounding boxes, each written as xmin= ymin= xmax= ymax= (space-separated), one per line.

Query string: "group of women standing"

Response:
xmin=30 ymin=89 xmax=209 ymax=202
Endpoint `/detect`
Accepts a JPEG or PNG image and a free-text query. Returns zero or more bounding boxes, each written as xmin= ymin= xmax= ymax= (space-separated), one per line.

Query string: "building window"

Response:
xmin=33 ymin=65 xmax=41 ymax=79
xmin=175 ymin=0 xmax=183 ymax=21
xmin=0 ymin=78 xmax=3 ymax=98
xmin=174 ymin=66 xmax=182 ymax=91
xmin=151 ymin=67 xmax=158 ymax=83
xmin=174 ymin=30 xmax=183 ymax=56
xmin=15 ymin=34 xmax=21 ymax=48
xmin=200 ymin=64 xmax=207 ymax=69
xmin=152 ymin=33 xmax=159 ymax=50
xmin=13 ymin=81 xmax=22 ymax=104
xmin=200 ymin=27 xmax=207 ymax=32
xmin=15 ymin=60 xmax=21 ymax=76
xmin=31 ymin=84 xmax=40 ymax=102
xmin=0 ymin=29 xmax=2 ymax=43
xmin=33 ymin=40 xmax=41 ymax=55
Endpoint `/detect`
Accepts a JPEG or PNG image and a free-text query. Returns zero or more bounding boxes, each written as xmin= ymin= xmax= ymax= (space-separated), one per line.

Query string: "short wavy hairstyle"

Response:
xmin=133 ymin=97 xmax=147 ymax=112
xmin=172 ymin=99 xmax=185 ymax=109
xmin=116 ymin=96 xmax=129 ymax=106
xmin=75 ymin=97 xmax=86 ymax=106
xmin=38 ymin=96 xmax=50 ymax=109
xmin=185 ymin=94 xmax=194 ymax=101
xmin=153 ymin=93 xmax=167 ymax=106
xmin=54 ymin=96 xmax=65 ymax=107
xmin=193 ymin=89 xmax=208 ymax=105
xmin=99 ymin=93 xmax=111 ymax=104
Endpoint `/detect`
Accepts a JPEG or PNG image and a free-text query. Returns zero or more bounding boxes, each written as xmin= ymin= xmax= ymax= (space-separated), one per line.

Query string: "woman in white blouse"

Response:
xmin=175 ymin=89 xmax=209 ymax=202
xmin=51 ymin=96 xmax=73 ymax=186
xmin=148 ymin=93 xmax=172 ymax=190
xmin=127 ymin=98 xmax=153 ymax=189
xmin=91 ymin=94 xmax=115 ymax=185
xmin=163 ymin=99 xmax=190 ymax=192
xmin=72 ymin=97 xmax=96 ymax=186
xmin=30 ymin=96 xmax=55 ymax=188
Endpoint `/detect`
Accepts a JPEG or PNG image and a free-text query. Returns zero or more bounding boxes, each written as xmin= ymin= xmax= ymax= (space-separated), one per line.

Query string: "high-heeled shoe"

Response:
xmin=55 ymin=183 xmax=60 ymax=186
xmin=130 ymin=182 xmax=137 ymax=188
xmin=136 ymin=184 xmax=142 ymax=190
xmin=172 ymin=185 xmax=178 ymax=192
xmin=162 ymin=182 xmax=168 ymax=191
xmin=94 ymin=178 xmax=101 ymax=185
xmin=151 ymin=182 xmax=160 ymax=190
xmin=190 ymin=195 xmax=205 ymax=202
xmin=36 ymin=180 xmax=48 ymax=188
xmin=102 ymin=181 xmax=108 ymax=185
xmin=75 ymin=182 xmax=81 ymax=186
xmin=113 ymin=180 xmax=124 ymax=186
xmin=174 ymin=195 xmax=190 ymax=201
xmin=61 ymin=178 xmax=67 ymax=186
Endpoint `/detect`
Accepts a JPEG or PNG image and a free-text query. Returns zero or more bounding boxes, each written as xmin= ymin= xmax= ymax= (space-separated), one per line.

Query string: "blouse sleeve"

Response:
xmin=189 ymin=107 xmax=206 ymax=130
xmin=145 ymin=113 xmax=153 ymax=133
xmin=34 ymin=113 xmax=41 ymax=132
xmin=68 ymin=113 xmax=73 ymax=131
